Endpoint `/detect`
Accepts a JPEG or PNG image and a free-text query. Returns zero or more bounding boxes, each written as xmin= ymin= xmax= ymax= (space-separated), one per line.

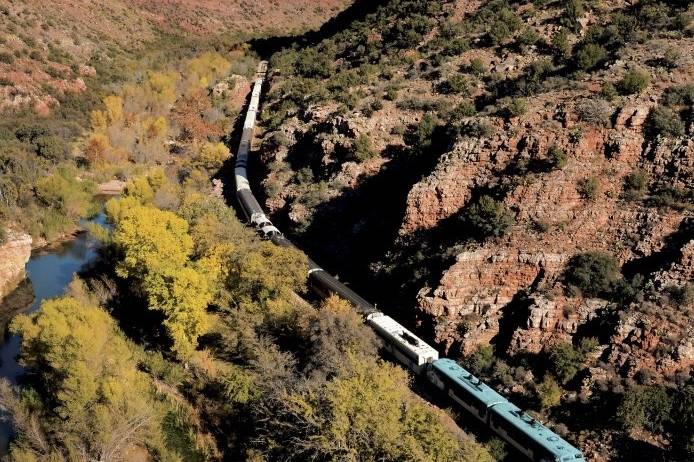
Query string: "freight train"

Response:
xmin=233 ymin=61 xmax=586 ymax=462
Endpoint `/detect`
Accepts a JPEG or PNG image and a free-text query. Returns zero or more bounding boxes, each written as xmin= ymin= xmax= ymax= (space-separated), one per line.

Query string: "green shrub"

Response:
xmin=545 ymin=145 xmax=567 ymax=170
xmin=564 ymin=252 xmax=621 ymax=298
xmin=352 ymin=134 xmax=377 ymax=162
xmin=384 ymin=86 xmax=399 ymax=101
xmin=450 ymin=100 xmax=477 ymax=120
xmin=551 ymin=29 xmax=572 ymax=61
xmin=537 ymin=376 xmax=562 ymax=409
xmin=617 ymin=385 xmax=672 ymax=433
xmin=662 ymin=84 xmax=694 ymax=107
xmin=577 ymin=177 xmax=599 ymax=199
xmin=469 ymin=58 xmax=486 ymax=77
xmin=600 ymin=82 xmax=618 ymax=101
xmin=441 ymin=37 xmax=470 ymax=56
xmin=562 ymin=0 xmax=585 ymax=31
xmin=622 ymin=170 xmax=648 ymax=201
xmin=647 ymin=106 xmax=685 ymax=138
xmin=500 ymin=97 xmax=528 ymax=118
xmin=466 ymin=345 xmax=495 ymax=375
xmin=518 ymin=27 xmax=540 ymax=48
xmin=463 ymin=195 xmax=514 ymax=239
xmin=663 ymin=48 xmax=681 ymax=69
xmin=34 ymin=135 xmax=68 ymax=160
xmin=405 ymin=113 xmax=439 ymax=152
xmin=575 ymin=43 xmax=607 ymax=70
xmin=0 ymin=52 xmax=14 ymax=64
xmin=548 ymin=342 xmax=583 ymax=384
xmin=618 ymin=68 xmax=650 ymax=95
xmin=438 ymin=74 xmax=469 ymax=94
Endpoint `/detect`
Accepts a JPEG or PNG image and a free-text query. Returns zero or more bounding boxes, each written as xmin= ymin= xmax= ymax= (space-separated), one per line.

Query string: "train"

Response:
xmin=233 ymin=61 xmax=586 ymax=462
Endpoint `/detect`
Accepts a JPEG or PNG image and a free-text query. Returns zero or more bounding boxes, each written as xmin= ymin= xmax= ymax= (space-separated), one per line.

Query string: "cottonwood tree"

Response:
xmin=110 ymin=201 xmax=219 ymax=357
xmin=3 ymin=298 xmax=165 ymax=461
xmin=250 ymin=355 xmax=492 ymax=462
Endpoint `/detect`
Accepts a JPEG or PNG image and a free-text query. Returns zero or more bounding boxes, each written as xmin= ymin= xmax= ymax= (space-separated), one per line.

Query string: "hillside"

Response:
xmin=0 ymin=0 xmax=348 ymax=115
xmin=256 ymin=0 xmax=693 ymax=460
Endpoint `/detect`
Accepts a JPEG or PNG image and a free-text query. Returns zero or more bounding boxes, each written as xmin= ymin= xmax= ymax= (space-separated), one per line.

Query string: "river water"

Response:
xmin=0 ymin=215 xmax=104 ymax=452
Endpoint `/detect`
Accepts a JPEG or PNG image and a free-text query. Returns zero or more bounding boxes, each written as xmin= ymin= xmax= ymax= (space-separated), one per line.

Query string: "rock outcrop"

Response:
xmin=411 ymin=112 xmax=692 ymax=379
xmin=0 ymin=230 xmax=32 ymax=302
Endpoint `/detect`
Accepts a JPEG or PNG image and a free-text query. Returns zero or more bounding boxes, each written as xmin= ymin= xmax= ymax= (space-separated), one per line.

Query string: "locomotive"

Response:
xmin=233 ymin=62 xmax=586 ymax=462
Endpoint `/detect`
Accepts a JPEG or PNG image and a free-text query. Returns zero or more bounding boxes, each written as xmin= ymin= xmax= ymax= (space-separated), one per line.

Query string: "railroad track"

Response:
xmin=232 ymin=61 xmax=586 ymax=462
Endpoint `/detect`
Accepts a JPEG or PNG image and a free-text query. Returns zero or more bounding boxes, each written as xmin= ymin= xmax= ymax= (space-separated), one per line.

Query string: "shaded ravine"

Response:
xmin=0 ymin=214 xmax=105 ymax=454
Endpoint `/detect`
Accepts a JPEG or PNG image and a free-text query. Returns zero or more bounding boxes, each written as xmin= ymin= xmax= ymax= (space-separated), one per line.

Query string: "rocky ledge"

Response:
xmin=0 ymin=230 xmax=32 ymax=302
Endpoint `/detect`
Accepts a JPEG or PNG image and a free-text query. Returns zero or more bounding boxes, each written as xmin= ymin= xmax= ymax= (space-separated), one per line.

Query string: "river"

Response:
xmin=0 ymin=215 xmax=104 ymax=453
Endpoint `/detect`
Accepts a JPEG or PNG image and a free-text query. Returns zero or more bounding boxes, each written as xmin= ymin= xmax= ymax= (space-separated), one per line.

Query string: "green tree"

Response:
xmin=463 ymin=195 xmax=514 ymax=239
xmin=563 ymin=252 xmax=621 ymax=298
xmin=537 ymin=375 xmax=562 ymax=409
xmin=618 ymin=69 xmax=650 ymax=95
xmin=575 ymin=43 xmax=607 ymax=70
xmin=34 ymin=167 xmax=96 ymax=220
xmin=670 ymin=384 xmax=694 ymax=460
xmin=548 ymin=342 xmax=583 ymax=384
xmin=617 ymin=385 xmax=672 ymax=433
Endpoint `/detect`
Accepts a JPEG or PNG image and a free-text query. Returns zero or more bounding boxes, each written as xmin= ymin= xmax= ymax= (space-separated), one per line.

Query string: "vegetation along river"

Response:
xmin=0 ymin=214 xmax=105 ymax=453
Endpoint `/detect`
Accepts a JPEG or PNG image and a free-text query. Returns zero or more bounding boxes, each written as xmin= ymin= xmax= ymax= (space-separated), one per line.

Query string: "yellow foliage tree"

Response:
xmin=147 ymin=70 xmax=180 ymax=109
xmin=112 ymin=204 xmax=192 ymax=280
xmin=186 ymin=52 xmax=231 ymax=90
xmin=110 ymin=201 xmax=220 ymax=357
xmin=195 ymin=141 xmax=230 ymax=170
xmin=145 ymin=116 xmax=169 ymax=139
xmin=123 ymin=176 xmax=156 ymax=205
xmin=255 ymin=356 xmax=492 ymax=462
xmin=223 ymin=240 xmax=308 ymax=312
xmin=90 ymin=109 xmax=108 ymax=132
xmin=84 ymin=132 xmax=111 ymax=166
xmin=9 ymin=297 xmax=160 ymax=459
xmin=103 ymin=95 xmax=124 ymax=124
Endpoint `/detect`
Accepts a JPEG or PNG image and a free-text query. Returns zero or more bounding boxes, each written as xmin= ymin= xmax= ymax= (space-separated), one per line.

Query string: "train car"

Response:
xmin=489 ymin=401 xmax=585 ymax=462
xmin=427 ymin=359 xmax=507 ymax=422
xmin=366 ymin=312 xmax=439 ymax=373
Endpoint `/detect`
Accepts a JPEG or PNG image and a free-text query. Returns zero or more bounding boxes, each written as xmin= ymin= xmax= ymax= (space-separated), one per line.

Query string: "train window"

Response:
xmin=492 ymin=414 xmax=534 ymax=450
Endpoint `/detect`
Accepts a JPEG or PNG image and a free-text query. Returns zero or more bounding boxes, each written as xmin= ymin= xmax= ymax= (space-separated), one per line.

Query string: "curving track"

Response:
xmin=233 ymin=62 xmax=586 ymax=462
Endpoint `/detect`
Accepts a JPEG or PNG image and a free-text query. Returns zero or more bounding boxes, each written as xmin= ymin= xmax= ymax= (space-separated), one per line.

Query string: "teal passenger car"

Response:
xmin=428 ymin=359 xmax=585 ymax=462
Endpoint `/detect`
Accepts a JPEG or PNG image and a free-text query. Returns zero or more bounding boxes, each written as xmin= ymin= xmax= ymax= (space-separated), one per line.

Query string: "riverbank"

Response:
xmin=0 ymin=214 xmax=104 ymax=454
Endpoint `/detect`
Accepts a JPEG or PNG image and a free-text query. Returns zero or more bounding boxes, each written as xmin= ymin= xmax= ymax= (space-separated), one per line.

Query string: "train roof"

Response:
xmin=431 ymin=358 xmax=507 ymax=407
xmin=366 ymin=313 xmax=439 ymax=361
xmin=491 ymin=401 xmax=585 ymax=461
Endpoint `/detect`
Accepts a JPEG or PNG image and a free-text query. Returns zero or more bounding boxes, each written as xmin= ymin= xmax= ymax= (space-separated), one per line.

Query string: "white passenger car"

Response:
xmin=366 ymin=312 xmax=439 ymax=373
